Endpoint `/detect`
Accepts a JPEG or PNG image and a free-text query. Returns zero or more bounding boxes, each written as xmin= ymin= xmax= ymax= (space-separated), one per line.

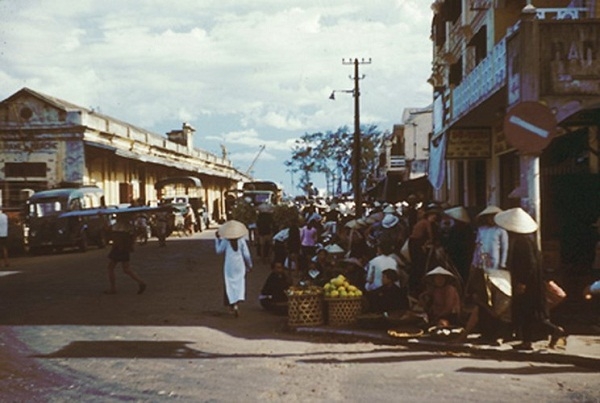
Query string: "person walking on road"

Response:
xmin=0 ymin=208 xmax=9 ymax=267
xmin=495 ymin=207 xmax=566 ymax=350
xmin=216 ymin=220 xmax=253 ymax=317
xmin=105 ymin=214 xmax=146 ymax=295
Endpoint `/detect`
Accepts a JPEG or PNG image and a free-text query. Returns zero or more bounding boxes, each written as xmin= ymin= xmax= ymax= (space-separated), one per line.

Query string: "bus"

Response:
xmin=241 ymin=181 xmax=282 ymax=206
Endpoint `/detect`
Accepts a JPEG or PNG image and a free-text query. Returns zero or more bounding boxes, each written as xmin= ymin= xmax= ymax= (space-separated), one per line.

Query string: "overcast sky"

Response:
xmin=0 ymin=0 xmax=433 ymax=195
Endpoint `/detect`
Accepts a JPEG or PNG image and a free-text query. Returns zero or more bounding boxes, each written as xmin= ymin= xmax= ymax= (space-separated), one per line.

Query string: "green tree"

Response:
xmin=285 ymin=125 xmax=385 ymax=196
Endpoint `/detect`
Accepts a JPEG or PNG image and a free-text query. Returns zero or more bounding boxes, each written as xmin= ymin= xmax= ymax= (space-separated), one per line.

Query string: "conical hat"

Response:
xmin=425 ymin=266 xmax=456 ymax=278
xmin=365 ymin=211 xmax=384 ymax=224
xmin=272 ymin=228 xmax=289 ymax=242
xmin=484 ymin=268 xmax=512 ymax=296
xmin=217 ymin=220 xmax=248 ymax=239
xmin=325 ymin=243 xmax=345 ymax=254
xmin=477 ymin=205 xmax=503 ymax=217
xmin=494 ymin=207 xmax=538 ymax=234
xmin=444 ymin=206 xmax=470 ymax=223
xmin=345 ymin=219 xmax=359 ymax=229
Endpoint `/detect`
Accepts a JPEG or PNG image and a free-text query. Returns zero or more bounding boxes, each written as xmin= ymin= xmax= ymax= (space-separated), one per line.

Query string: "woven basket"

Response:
xmin=326 ymin=297 xmax=363 ymax=326
xmin=288 ymin=294 xmax=324 ymax=327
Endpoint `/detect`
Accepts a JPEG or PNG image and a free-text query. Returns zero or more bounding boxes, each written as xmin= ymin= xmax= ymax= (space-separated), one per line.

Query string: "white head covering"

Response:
xmin=218 ymin=220 xmax=248 ymax=239
xmin=425 ymin=266 xmax=456 ymax=278
xmin=444 ymin=206 xmax=470 ymax=223
xmin=494 ymin=207 xmax=538 ymax=234
xmin=325 ymin=243 xmax=345 ymax=254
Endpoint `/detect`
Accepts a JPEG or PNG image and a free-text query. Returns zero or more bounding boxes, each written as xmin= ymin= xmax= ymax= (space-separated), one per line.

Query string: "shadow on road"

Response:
xmin=33 ymin=341 xmax=403 ymax=360
xmin=456 ymin=365 xmax=597 ymax=375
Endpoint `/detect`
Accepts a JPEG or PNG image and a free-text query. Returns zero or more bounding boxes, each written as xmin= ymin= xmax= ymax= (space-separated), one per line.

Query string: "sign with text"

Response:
xmin=446 ymin=128 xmax=491 ymax=159
xmin=540 ymin=24 xmax=600 ymax=96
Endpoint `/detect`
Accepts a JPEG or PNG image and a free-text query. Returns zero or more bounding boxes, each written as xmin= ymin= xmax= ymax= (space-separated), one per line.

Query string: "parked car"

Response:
xmin=23 ymin=186 xmax=110 ymax=254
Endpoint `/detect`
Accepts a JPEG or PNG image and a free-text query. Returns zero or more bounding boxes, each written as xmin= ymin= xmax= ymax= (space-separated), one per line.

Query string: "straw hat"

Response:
xmin=344 ymin=219 xmax=360 ymax=229
xmin=484 ymin=268 xmax=512 ymax=296
xmin=325 ymin=243 xmax=345 ymax=254
xmin=494 ymin=207 xmax=538 ymax=234
xmin=381 ymin=214 xmax=400 ymax=229
xmin=272 ymin=228 xmax=289 ymax=242
xmin=477 ymin=205 xmax=503 ymax=217
xmin=217 ymin=220 xmax=248 ymax=239
xmin=424 ymin=203 xmax=443 ymax=216
xmin=356 ymin=218 xmax=368 ymax=226
xmin=425 ymin=266 xmax=456 ymax=278
xmin=444 ymin=206 xmax=470 ymax=223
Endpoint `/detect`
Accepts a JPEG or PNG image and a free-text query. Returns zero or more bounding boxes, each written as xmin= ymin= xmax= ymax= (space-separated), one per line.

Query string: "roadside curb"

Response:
xmin=294 ymin=327 xmax=600 ymax=371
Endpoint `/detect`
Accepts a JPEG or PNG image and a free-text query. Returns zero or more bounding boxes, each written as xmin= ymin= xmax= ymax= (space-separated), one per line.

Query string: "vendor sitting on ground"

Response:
xmin=419 ymin=266 xmax=462 ymax=327
xmin=301 ymin=247 xmax=334 ymax=286
xmin=367 ymin=269 xmax=409 ymax=314
xmin=259 ymin=261 xmax=292 ymax=315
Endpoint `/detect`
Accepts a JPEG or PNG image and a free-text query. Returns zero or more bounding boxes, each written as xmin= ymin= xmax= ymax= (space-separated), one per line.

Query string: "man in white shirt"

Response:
xmin=365 ymin=241 xmax=399 ymax=292
xmin=0 ymin=209 xmax=9 ymax=267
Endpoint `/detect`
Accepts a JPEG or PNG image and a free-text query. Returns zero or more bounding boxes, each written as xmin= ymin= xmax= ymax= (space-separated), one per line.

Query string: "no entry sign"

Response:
xmin=503 ymin=101 xmax=557 ymax=154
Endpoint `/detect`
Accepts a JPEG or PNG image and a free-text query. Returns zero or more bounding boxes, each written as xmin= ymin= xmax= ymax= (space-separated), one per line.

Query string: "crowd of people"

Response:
xmin=94 ymin=193 xmax=573 ymax=349
xmin=243 ymin=196 xmax=568 ymax=349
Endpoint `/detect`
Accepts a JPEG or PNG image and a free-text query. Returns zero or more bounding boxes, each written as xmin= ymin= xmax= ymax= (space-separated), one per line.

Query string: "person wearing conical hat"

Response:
xmin=495 ymin=207 xmax=566 ymax=350
xmin=216 ymin=220 xmax=253 ymax=317
xmin=419 ymin=266 xmax=462 ymax=327
xmin=441 ymin=206 xmax=475 ymax=283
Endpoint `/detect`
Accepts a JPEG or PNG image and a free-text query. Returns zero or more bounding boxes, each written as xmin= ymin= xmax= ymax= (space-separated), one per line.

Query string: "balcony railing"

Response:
xmin=451 ymin=38 xmax=506 ymax=123
xmin=536 ymin=7 xmax=588 ymax=20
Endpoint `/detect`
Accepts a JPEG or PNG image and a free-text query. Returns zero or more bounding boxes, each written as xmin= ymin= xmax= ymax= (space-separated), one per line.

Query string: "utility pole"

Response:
xmin=342 ymin=57 xmax=371 ymax=217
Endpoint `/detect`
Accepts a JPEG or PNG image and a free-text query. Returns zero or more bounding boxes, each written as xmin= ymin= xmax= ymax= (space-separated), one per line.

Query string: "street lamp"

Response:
xmin=330 ymin=58 xmax=371 ymax=217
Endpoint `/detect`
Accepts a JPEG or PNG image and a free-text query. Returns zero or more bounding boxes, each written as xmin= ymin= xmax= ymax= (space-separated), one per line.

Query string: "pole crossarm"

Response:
xmin=330 ymin=58 xmax=371 ymax=217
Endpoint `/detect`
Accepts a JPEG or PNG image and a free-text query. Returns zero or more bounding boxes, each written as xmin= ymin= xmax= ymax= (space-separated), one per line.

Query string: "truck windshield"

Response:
xmin=29 ymin=199 xmax=65 ymax=217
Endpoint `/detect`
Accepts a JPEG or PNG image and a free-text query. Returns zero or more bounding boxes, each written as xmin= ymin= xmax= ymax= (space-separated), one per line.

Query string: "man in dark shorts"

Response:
xmin=105 ymin=214 xmax=146 ymax=294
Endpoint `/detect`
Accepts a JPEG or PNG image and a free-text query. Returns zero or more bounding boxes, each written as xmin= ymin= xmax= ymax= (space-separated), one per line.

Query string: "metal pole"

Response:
xmin=353 ymin=58 xmax=362 ymax=217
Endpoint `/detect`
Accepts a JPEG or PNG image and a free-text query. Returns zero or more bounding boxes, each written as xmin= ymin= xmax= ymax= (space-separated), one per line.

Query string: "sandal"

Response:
xmin=549 ymin=327 xmax=568 ymax=349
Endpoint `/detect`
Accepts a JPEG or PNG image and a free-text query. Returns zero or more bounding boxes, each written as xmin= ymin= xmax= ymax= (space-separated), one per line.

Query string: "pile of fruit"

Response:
xmin=323 ymin=275 xmax=363 ymax=298
xmin=285 ymin=285 xmax=324 ymax=297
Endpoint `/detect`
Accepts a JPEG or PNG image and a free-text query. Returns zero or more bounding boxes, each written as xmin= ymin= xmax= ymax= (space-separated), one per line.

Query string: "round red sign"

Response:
xmin=503 ymin=101 xmax=557 ymax=154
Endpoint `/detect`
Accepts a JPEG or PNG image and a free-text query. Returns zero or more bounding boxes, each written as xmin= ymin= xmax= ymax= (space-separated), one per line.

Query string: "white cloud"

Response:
xmin=0 ymin=0 xmax=434 ymax=193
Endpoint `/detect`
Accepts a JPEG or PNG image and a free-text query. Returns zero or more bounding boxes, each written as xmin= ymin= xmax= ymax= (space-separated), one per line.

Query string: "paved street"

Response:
xmin=1 ymin=231 xmax=599 ymax=402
